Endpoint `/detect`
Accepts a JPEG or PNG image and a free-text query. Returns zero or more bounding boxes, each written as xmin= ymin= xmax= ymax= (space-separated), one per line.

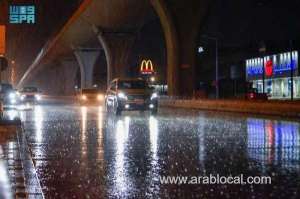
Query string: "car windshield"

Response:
xmin=0 ymin=84 xmax=13 ymax=93
xmin=22 ymin=87 xmax=38 ymax=92
xmin=118 ymin=80 xmax=148 ymax=89
xmin=82 ymin=89 xmax=100 ymax=94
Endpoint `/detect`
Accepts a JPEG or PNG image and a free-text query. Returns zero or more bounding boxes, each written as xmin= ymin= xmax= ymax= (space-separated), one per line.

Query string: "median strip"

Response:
xmin=160 ymin=99 xmax=300 ymax=118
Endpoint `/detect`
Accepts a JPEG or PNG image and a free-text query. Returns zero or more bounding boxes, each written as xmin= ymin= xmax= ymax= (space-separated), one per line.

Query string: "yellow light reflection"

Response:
xmin=98 ymin=106 xmax=103 ymax=132
xmin=115 ymin=116 xmax=130 ymax=193
xmin=81 ymin=106 xmax=87 ymax=158
xmin=8 ymin=142 xmax=14 ymax=160
xmin=33 ymin=106 xmax=44 ymax=169
xmin=198 ymin=117 xmax=206 ymax=166
xmin=34 ymin=106 xmax=44 ymax=143
xmin=0 ymin=146 xmax=13 ymax=199
xmin=97 ymin=106 xmax=104 ymax=162
xmin=149 ymin=116 xmax=160 ymax=186
xmin=149 ymin=116 xmax=158 ymax=159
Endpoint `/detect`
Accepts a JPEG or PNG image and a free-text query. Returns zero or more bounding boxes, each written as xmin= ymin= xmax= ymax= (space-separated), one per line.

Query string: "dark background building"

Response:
xmin=196 ymin=0 xmax=300 ymax=98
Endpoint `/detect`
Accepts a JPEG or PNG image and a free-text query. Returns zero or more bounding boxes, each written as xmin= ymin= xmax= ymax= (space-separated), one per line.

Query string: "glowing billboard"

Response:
xmin=246 ymin=51 xmax=299 ymax=80
xmin=140 ymin=60 xmax=154 ymax=75
xmin=0 ymin=25 xmax=5 ymax=55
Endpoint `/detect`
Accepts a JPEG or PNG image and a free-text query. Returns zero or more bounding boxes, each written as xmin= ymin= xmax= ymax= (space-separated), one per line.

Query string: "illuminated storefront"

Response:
xmin=246 ymin=51 xmax=299 ymax=99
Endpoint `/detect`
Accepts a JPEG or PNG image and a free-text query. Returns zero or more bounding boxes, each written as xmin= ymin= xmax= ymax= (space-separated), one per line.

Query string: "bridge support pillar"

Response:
xmin=174 ymin=1 xmax=210 ymax=97
xmin=59 ymin=60 xmax=78 ymax=95
xmin=74 ymin=49 xmax=100 ymax=88
xmin=152 ymin=0 xmax=210 ymax=96
xmin=94 ymin=27 xmax=135 ymax=85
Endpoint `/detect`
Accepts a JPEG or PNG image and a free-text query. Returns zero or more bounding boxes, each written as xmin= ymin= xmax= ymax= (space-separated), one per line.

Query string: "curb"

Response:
xmin=17 ymin=125 xmax=45 ymax=199
xmin=160 ymin=99 xmax=300 ymax=118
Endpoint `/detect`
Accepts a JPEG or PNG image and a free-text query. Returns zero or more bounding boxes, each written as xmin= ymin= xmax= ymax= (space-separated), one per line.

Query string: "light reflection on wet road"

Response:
xmin=18 ymin=104 xmax=300 ymax=198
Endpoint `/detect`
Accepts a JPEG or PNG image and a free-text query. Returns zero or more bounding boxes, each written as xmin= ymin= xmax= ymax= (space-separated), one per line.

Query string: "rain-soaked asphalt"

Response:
xmin=11 ymin=103 xmax=300 ymax=198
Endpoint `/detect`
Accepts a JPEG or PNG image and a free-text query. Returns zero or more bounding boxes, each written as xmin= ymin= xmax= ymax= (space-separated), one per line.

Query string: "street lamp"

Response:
xmin=200 ymin=35 xmax=219 ymax=99
xmin=198 ymin=46 xmax=204 ymax=54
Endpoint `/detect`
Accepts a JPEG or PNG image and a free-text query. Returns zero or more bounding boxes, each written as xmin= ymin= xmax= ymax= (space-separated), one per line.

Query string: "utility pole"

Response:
xmin=215 ymin=39 xmax=219 ymax=99
xmin=201 ymin=35 xmax=219 ymax=99
xmin=259 ymin=42 xmax=266 ymax=94
xmin=290 ymin=40 xmax=294 ymax=101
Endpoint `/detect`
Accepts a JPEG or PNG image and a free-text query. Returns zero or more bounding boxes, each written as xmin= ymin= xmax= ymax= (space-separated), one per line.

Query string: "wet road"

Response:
xmin=15 ymin=104 xmax=300 ymax=198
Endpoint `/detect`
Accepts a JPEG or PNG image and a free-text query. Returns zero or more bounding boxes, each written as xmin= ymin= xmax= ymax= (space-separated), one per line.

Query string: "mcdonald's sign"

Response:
xmin=140 ymin=60 xmax=154 ymax=75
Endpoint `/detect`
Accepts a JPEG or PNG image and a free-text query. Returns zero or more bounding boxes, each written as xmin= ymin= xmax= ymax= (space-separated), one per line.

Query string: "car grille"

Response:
xmin=25 ymin=95 xmax=35 ymax=99
xmin=127 ymin=95 xmax=147 ymax=100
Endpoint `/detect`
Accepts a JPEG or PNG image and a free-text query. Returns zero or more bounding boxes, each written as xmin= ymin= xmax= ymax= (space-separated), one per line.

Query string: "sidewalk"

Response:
xmin=159 ymin=99 xmax=300 ymax=118
xmin=0 ymin=145 xmax=13 ymax=199
xmin=0 ymin=118 xmax=44 ymax=198
xmin=0 ymin=123 xmax=24 ymax=199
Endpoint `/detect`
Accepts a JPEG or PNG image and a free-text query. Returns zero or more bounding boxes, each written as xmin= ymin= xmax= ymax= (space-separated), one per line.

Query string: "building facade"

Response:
xmin=246 ymin=51 xmax=299 ymax=99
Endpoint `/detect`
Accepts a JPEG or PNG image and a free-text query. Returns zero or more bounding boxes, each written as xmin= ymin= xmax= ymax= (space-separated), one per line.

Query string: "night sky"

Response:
xmin=1 ymin=0 xmax=300 ymax=84
xmin=195 ymin=0 xmax=300 ymax=94
xmin=201 ymin=0 xmax=300 ymax=49
xmin=0 ymin=0 xmax=82 ymax=82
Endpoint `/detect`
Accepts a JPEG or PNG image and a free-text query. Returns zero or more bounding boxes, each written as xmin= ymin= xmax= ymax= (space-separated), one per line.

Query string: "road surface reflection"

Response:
xmin=16 ymin=105 xmax=300 ymax=198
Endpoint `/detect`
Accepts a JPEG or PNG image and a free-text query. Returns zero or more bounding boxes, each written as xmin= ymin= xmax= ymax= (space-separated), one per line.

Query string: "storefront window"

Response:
xmin=246 ymin=51 xmax=299 ymax=99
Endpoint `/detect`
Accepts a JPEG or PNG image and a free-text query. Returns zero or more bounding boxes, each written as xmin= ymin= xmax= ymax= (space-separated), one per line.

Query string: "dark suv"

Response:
xmin=105 ymin=78 xmax=158 ymax=115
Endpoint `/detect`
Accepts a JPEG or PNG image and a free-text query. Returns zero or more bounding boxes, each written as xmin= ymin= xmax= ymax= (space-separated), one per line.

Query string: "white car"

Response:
xmin=19 ymin=87 xmax=42 ymax=103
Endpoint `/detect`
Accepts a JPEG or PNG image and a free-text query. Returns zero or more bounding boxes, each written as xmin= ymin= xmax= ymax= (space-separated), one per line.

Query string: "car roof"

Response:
xmin=111 ymin=78 xmax=144 ymax=82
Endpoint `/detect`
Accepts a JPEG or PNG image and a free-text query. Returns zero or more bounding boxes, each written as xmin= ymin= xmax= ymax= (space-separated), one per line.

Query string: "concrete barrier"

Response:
xmin=159 ymin=99 xmax=300 ymax=118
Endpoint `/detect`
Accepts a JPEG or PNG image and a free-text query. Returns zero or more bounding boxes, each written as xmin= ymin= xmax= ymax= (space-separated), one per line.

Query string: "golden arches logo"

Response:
xmin=140 ymin=60 xmax=154 ymax=73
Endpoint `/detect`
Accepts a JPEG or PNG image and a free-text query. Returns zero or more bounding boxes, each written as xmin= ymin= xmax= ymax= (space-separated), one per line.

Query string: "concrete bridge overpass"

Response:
xmin=17 ymin=0 xmax=211 ymax=96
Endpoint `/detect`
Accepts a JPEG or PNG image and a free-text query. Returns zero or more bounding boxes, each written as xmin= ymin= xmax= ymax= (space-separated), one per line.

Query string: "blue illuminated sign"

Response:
xmin=246 ymin=58 xmax=264 ymax=77
xmin=246 ymin=51 xmax=298 ymax=80
xmin=9 ymin=5 xmax=36 ymax=24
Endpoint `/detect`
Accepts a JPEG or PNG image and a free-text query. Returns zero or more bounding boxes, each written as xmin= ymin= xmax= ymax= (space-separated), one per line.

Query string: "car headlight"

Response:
xmin=9 ymin=93 xmax=16 ymax=99
xmin=10 ymin=99 xmax=16 ymax=104
xmin=118 ymin=92 xmax=127 ymax=100
xmin=81 ymin=95 xmax=87 ymax=100
xmin=97 ymin=94 xmax=104 ymax=101
xmin=151 ymin=93 xmax=158 ymax=100
xmin=35 ymin=94 xmax=41 ymax=101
